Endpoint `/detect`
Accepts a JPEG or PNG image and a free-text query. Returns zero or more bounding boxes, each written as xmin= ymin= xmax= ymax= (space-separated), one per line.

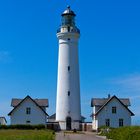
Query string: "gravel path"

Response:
xmin=55 ymin=132 xmax=106 ymax=140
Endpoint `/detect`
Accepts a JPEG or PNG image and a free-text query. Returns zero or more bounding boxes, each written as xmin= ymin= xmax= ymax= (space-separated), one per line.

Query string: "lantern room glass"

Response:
xmin=62 ymin=15 xmax=75 ymax=26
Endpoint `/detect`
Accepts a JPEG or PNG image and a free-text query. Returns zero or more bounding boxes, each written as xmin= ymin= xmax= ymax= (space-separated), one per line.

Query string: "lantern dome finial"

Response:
xmin=62 ymin=6 xmax=76 ymax=16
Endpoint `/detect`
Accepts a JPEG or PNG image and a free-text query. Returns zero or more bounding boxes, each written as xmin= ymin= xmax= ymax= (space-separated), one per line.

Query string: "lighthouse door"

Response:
xmin=66 ymin=117 xmax=71 ymax=130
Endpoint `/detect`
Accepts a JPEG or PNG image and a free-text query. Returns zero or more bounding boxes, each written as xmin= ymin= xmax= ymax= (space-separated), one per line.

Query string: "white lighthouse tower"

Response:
xmin=56 ymin=6 xmax=81 ymax=130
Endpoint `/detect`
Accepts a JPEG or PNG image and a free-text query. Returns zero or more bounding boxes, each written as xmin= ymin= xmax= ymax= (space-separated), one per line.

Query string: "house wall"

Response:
xmin=93 ymin=98 xmax=132 ymax=130
xmin=10 ymin=98 xmax=47 ymax=125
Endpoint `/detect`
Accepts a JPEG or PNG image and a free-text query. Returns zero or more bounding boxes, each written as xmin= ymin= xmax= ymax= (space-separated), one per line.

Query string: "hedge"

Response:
xmin=0 ymin=124 xmax=46 ymax=130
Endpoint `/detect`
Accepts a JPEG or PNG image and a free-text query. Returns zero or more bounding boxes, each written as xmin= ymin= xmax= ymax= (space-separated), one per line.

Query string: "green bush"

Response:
xmin=0 ymin=124 xmax=45 ymax=130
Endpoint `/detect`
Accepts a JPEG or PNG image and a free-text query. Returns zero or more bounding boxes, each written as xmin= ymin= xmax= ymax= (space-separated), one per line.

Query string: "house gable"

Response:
xmin=96 ymin=97 xmax=133 ymax=128
xmin=91 ymin=95 xmax=134 ymax=130
xmin=8 ymin=95 xmax=48 ymax=116
xmin=8 ymin=96 xmax=49 ymax=125
xmin=95 ymin=96 xmax=134 ymax=116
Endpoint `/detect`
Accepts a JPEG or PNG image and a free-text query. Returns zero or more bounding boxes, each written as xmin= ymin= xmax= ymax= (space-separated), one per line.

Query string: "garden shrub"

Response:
xmin=0 ymin=124 xmax=45 ymax=130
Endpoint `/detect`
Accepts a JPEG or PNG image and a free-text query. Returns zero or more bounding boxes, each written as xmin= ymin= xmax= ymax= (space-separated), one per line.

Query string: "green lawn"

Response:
xmin=101 ymin=126 xmax=140 ymax=140
xmin=0 ymin=130 xmax=55 ymax=140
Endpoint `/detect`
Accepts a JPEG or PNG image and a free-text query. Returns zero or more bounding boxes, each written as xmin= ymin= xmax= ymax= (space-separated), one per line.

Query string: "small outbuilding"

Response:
xmin=48 ymin=113 xmax=86 ymax=123
xmin=91 ymin=95 xmax=134 ymax=130
xmin=8 ymin=95 xmax=49 ymax=125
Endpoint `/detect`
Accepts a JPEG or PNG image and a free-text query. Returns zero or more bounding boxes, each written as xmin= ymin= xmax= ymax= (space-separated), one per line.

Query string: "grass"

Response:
xmin=0 ymin=129 xmax=55 ymax=140
xmin=100 ymin=126 xmax=140 ymax=140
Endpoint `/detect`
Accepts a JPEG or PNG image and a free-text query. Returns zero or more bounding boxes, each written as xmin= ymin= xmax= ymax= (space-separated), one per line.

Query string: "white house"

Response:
xmin=0 ymin=117 xmax=7 ymax=125
xmin=91 ymin=95 xmax=134 ymax=130
xmin=8 ymin=95 xmax=49 ymax=125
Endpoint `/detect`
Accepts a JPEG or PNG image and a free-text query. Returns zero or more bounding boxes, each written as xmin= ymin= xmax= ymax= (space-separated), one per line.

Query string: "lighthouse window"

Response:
xmin=68 ymin=26 xmax=70 ymax=32
xmin=68 ymin=91 xmax=70 ymax=96
xmin=68 ymin=66 xmax=70 ymax=71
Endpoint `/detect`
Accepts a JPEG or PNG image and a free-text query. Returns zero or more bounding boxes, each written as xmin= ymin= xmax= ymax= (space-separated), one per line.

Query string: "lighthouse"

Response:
xmin=56 ymin=6 xmax=81 ymax=130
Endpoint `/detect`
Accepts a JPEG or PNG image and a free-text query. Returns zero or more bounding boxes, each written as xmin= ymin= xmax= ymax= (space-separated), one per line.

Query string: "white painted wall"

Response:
xmin=48 ymin=118 xmax=55 ymax=122
xmin=10 ymin=98 xmax=47 ymax=125
xmin=92 ymin=117 xmax=98 ymax=130
xmin=59 ymin=122 xmax=66 ymax=130
xmin=71 ymin=122 xmax=80 ymax=130
xmin=59 ymin=121 xmax=80 ymax=130
xmin=56 ymin=31 xmax=81 ymax=130
xmin=0 ymin=118 xmax=6 ymax=125
xmin=92 ymin=98 xmax=132 ymax=130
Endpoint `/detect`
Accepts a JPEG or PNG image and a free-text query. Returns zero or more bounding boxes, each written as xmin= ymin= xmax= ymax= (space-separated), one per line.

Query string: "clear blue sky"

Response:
xmin=0 ymin=0 xmax=140 ymax=124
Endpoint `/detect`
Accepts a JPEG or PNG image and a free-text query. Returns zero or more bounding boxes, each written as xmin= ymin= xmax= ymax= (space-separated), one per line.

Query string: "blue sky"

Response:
xmin=0 ymin=0 xmax=140 ymax=124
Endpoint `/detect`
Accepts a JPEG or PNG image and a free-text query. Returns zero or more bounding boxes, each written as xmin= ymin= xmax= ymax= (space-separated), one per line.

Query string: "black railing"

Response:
xmin=57 ymin=27 xmax=80 ymax=34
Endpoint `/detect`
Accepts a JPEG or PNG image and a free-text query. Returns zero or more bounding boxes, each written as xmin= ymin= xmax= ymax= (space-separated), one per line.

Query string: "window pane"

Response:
xmin=26 ymin=120 xmax=31 ymax=124
xmin=68 ymin=66 xmax=70 ymax=71
xmin=119 ymin=119 xmax=123 ymax=127
xmin=68 ymin=91 xmax=70 ymax=96
xmin=105 ymin=119 xmax=110 ymax=127
xmin=26 ymin=107 xmax=31 ymax=114
xmin=112 ymin=107 xmax=117 ymax=114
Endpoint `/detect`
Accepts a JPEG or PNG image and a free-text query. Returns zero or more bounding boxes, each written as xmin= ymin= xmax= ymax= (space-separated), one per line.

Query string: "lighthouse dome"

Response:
xmin=62 ymin=6 xmax=76 ymax=16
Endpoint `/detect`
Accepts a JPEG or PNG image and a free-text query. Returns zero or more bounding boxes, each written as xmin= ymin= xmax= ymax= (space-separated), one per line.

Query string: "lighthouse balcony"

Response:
xmin=57 ymin=26 xmax=80 ymax=34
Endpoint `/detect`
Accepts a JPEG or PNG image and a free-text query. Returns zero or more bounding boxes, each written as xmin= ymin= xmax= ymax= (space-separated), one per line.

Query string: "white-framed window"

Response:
xmin=26 ymin=107 xmax=31 ymax=115
xmin=105 ymin=119 xmax=110 ymax=127
xmin=26 ymin=120 xmax=31 ymax=124
xmin=119 ymin=118 xmax=124 ymax=127
xmin=112 ymin=106 xmax=117 ymax=114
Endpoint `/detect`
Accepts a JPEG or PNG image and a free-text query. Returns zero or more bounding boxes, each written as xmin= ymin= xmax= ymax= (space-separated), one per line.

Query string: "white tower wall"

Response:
xmin=56 ymin=7 xmax=81 ymax=130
